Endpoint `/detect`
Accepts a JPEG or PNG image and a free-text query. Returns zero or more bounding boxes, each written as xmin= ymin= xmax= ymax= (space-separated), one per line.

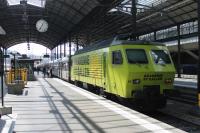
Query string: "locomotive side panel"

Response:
xmin=71 ymin=48 xmax=108 ymax=88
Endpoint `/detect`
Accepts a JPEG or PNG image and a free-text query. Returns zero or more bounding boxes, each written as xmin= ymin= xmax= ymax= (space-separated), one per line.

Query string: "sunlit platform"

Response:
xmin=3 ymin=74 xmax=186 ymax=133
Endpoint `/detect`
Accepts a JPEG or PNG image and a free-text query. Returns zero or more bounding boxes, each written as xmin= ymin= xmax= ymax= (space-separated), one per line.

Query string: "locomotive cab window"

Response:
xmin=126 ymin=49 xmax=148 ymax=64
xmin=151 ymin=50 xmax=171 ymax=64
xmin=112 ymin=50 xmax=123 ymax=64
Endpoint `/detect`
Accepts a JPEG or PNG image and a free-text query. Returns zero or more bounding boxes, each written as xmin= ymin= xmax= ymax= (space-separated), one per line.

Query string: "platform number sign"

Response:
xmin=0 ymin=50 xmax=3 ymax=75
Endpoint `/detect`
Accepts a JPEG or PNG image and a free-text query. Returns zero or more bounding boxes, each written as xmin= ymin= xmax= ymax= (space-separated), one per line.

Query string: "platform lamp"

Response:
xmin=0 ymin=26 xmax=6 ymax=108
xmin=27 ymin=43 xmax=30 ymax=50
xmin=0 ymin=48 xmax=4 ymax=107
xmin=0 ymin=27 xmax=12 ymax=117
xmin=0 ymin=48 xmax=12 ymax=118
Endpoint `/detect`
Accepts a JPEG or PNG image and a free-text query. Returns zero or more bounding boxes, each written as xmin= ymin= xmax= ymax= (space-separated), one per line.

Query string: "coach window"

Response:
xmin=112 ymin=50 xmax=123 ymax=64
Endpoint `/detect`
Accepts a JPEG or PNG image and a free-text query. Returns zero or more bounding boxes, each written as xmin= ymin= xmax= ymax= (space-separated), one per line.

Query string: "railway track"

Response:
xmin=146 ymin=110 xmax=200 ymax=133
xmin=169 ymin=85 xmax=198 ymax=105
xmin=155 ymin=85 xmax=200 ymax=131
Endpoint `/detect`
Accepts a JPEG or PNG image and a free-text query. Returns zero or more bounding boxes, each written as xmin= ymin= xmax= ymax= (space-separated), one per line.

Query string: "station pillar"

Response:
xmin=57 ymin=46 xmax=59 ymax=59
xmin=60 ymin=44 xmax=62 ymax=59
xmin=198 ymin=0 xmax=200 ymax=109
xmin=131 ymin=0 xmax=137 ymax=40
xmin=190 ymin=0 xmax=200 ymax=116
xmin=4 ymin=48 xmax=7 ymax=74
xmin=0 ymin=48 xmax=4 ymax=107
xmin=154 ymin=31 xmax=156 ymax=41
xmin=64 ymin=42 xmax=66 ymax=57
xmin=76 ymin=37 xmax=79 ymax=51
xmin=68 ymin=34 xmax=72 ymax=82
xmin=177 ymin=24 xmax=181 ymax=78
xmin=0 ymin=48 xmax=12 ymax=117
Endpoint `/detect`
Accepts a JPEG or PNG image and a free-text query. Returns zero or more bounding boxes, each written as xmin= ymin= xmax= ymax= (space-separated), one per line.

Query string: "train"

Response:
xmin=39 ymin=35 xmax=177 ymax=110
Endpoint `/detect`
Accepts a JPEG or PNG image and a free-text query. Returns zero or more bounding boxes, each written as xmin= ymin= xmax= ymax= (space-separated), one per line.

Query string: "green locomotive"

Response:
xmin=71 ymin=36 xmax=176 ymax=110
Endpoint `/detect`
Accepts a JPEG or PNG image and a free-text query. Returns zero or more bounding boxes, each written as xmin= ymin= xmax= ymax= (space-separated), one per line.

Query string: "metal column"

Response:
xmin=198 ymin=0 xmax=200 ymax=108
xmin=51 ymin=50 xmax=53 ymax=61
xmin=177 ymin=24 xmax=181 ymax=78
xmin=154 ymin=31 xmax=156 ymax=41
xmin=60 ymin=44 xmax=62 ymax=59
xmin=68 ymin=35 xmax=72 ymax=82
xmin=131 ymin=0 xmax=137 ymax=40
xmin=4 ymin=49 xmax=7 ymax=73
xmin=57 ymin=46 xmax=59 ymax=59
xmin=13 ymin=54 xmax=16 ymax=80
xmin=190 ymin=0 xmax=200 ymax=115
xmin=0 ymin=48 xmax=4 ymax=107
xmin=64 ymin=42 xmax=66 ymax=57
xmin=54 ymin=48 xmax=56 ymax=60
xmin=55 ymin=47 xmax=57 ymax=60
xmin=76 ymin=37 xmax=79 ymax=51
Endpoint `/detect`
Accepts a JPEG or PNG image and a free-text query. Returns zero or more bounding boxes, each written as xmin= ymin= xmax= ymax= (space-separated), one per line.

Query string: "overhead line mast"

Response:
xmin=131 ymin=0 xmax=137 ymax=40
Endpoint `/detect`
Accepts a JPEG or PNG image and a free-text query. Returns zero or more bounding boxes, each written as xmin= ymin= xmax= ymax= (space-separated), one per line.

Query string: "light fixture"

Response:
xmin=0 ymin=26 xmax=6 ymax=35
xmin=27 ymin=43 xmax=30 ymax=50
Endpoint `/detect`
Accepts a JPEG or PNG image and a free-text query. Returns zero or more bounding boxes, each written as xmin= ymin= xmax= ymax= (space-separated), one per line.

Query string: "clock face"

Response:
xmin=36 ymin=19 xmax=48 ymax=32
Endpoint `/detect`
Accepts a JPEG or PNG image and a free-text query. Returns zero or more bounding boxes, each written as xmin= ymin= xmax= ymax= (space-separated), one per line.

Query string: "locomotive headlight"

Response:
xmin=165 ymin=78 xmax=172 ymax=84
xmin=133 ymin=79 xmax=140 ymax=84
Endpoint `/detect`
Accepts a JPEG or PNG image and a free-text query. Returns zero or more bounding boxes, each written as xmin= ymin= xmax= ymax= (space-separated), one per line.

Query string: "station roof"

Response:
xmin=0 ymin=0 xmax=198 ymax=49
xmin=76 ymin=0 xmax=197 ymax=45
xmin=0 ymin=0 xmax=123 ymax=49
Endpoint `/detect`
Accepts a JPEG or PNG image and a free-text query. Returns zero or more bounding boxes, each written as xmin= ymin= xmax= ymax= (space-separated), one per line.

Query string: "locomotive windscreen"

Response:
xmin=126 ymin=49 xmax=148 ymax=64
xmin=151 ymin=50 xmax=171 ymax=64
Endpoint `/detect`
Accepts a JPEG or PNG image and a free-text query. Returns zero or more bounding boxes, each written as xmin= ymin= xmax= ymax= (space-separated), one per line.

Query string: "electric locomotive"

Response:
xmin=71 ymin=36 xmax=176 ymax=110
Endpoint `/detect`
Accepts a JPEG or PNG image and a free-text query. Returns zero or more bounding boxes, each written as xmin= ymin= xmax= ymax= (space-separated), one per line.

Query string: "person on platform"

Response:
xmin=49 ymin=67 xmax=53 ymax=78
xmin=43 ymin=67 xmax=46 ymax=78
xmin=37 ymin=67 xmax=40 ymax=75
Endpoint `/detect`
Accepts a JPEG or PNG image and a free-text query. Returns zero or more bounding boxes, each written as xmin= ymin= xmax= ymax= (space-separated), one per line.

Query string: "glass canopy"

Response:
xmin=110 ymin=0 xmax=167 ymax=14
xmin=138 ymin=0 xmax=167 ymax=6
xmin=7 ymin=0 xmax=46 ymax=7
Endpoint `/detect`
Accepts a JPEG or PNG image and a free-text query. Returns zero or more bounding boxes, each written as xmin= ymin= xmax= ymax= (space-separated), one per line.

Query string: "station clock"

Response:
xmin=36 ymin=19 xmax=48 ymax=32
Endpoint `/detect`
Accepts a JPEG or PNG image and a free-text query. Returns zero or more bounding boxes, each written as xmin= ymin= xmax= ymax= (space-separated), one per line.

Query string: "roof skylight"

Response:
xmin=138 ymin=0 xmax=167 ymax=7
xmin=110 ymin=0 xmax=167 ymax=14
xmin=7 ymin=0 xmax=46 ymax=8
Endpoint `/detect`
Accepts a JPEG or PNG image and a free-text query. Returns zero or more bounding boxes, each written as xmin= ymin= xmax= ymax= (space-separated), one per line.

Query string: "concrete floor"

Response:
xmin=3 ymin=74 xmax=186 ymax=133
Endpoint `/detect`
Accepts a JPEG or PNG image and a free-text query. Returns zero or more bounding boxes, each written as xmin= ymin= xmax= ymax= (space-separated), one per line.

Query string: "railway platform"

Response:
xmin=0 ymin=73 xmax=187 ymax=133
xmin=174 ymin=76 xmax=197 ymax=89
